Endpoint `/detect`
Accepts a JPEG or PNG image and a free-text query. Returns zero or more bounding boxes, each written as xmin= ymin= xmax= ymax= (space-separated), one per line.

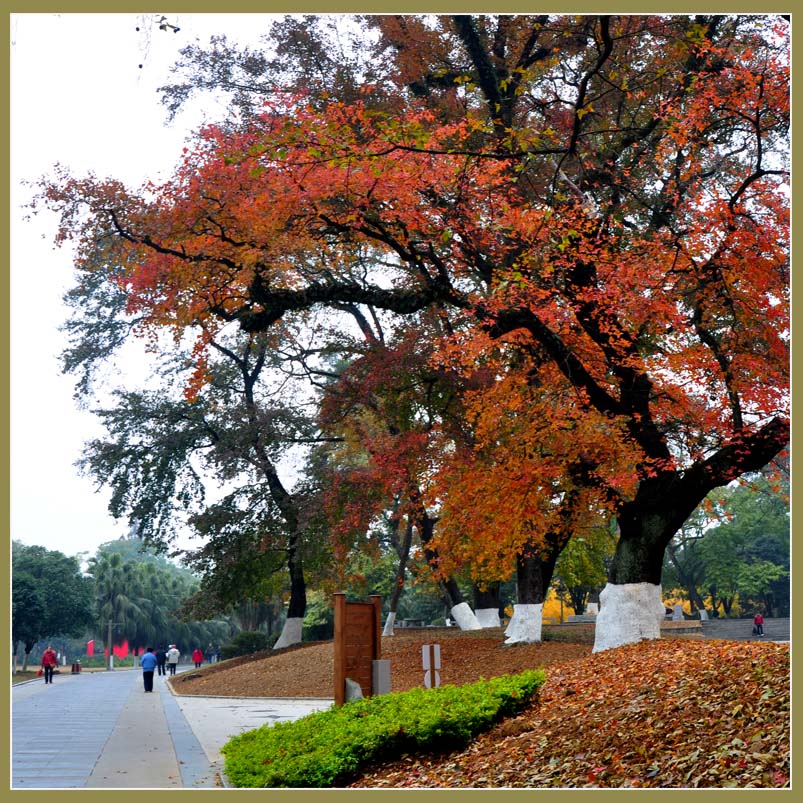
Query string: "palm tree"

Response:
xmin=90 ymin=552 xmax=145 ymax=670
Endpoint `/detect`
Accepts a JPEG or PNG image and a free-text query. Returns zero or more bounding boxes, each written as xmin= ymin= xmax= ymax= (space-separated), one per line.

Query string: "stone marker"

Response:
xmin=345 ymin=678 xmax=364 ymax=701
xmin=586 ymin=602 xmax=599 ymax=615
xmin=699 ymin=609 xmax=709 ymax=621
xmin=672 ymin=604 xmax=684 ymax=621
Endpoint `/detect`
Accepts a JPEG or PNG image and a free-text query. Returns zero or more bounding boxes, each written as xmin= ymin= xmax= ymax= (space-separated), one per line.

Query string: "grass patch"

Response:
xmin=222 ymin=669 xmax=545 ymax=788
xmin=11 ymin=671 xmax=40 ymax=685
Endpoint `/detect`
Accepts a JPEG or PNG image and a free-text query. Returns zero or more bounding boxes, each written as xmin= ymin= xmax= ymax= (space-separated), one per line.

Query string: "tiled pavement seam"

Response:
xmin=12 ymin=670 xmax=135 ymax=788
xmin=159 ymin=681 xmax=222 ymax=787
xmin=84 ymin=675 xmax=182 ymax=787
xmin=12 ymin=668 xmax=220 ymax=788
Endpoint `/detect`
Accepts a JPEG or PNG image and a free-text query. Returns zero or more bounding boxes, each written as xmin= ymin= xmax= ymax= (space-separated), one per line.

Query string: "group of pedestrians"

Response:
xmin=139 ymin=644 xmax=210 ymax=692
xmin=35 ymin=640 xmax=211 ymax=692
xmin=140 ymin=644 xmax=181 ymax=692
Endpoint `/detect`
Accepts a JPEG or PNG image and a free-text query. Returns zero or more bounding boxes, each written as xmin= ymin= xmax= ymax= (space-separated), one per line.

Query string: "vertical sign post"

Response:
xmin=422 ymin=643 xmax=441 ymax=688
xmin=333 ymin=594 xmax=382 ymax=706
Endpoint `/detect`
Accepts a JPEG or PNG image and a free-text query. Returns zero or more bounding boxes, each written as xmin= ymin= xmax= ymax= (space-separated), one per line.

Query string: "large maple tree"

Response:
xmin=40 ymin=14 xmax=789 ymax=651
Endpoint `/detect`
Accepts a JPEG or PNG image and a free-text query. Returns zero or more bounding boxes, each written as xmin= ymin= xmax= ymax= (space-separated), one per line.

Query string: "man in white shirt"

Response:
xmin=166 ymin=644 xmax=180 ymax=675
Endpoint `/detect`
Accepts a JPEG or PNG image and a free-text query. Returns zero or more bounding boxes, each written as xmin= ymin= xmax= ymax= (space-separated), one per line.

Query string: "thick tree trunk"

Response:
xmin=593 ymin=427 xmax=790 ymax=652
xmin=473 ymin=582 xmax=502 ymax=628
xmin=240 ymin=360 xmax=308 ymax=650
xmin=594 ymin=501 xmax=679 ymax=652
xmin=416 ymin=508 xmax=481 ymax=630
xmin=600 ymin=471 xmax=786 ymax=650
xmin=593 ymin=582 xmax=666 ymax=653
xmin=274 ymin=529 xmax=306 ymax=649
xmin=516 ymin=546 xmax=555 ymax=603
xmin=384 ymin=519 xmax=413 ymax=636
xmin=567 ymin=587 xmax=589 ymax=615
xmin=505 ymin=539 xmax=561 ymax=644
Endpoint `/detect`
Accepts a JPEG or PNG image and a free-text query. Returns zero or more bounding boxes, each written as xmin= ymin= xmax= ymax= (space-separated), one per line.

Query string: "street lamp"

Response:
xmin=106 ymin=620 xmax=122 ymax=671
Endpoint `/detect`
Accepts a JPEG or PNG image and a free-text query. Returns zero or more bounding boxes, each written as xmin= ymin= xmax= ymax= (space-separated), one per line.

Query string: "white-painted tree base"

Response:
xmin=273 ymin=617 xmax=303 ymax=650
xmin=450 ymin=602 xmax=482 ymax=630
xmin=592 ymin=582 xmax=666 ymax=653
xmin=382 ymin=611 xmax=397 ymax=636
xmin=504 ymin=603 xmax=543 ymax=644
xmin=475 ymin=608 xmax=502 ymax=628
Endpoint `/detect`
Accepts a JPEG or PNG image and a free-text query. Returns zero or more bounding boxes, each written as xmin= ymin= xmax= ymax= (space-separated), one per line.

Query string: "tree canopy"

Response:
xmin=12 ymin=541 xmax=94 ymax=661
xmin=37 ymin=14 xmax=789 ymax=651
xmin=87 ymin=538 xmax=230 ymax=655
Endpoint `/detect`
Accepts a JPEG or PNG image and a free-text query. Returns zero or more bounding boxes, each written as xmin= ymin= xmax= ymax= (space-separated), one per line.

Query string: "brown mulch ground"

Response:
xmin=169 ymin=627 xmax=593 ymax=698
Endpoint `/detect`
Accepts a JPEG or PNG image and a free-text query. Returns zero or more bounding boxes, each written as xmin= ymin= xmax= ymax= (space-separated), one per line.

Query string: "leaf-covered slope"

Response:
xmin=352 ymin=639 xmax=789 ymax=789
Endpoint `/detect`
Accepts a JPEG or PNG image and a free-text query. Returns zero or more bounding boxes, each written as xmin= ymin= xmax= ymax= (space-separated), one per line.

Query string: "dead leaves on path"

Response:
xmin=352 ymin=640 xmax=789 ymax=789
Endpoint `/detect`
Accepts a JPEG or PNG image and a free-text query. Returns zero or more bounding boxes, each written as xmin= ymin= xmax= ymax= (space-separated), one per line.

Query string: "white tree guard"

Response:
xmin=475 ymin=608 xmax=502 ymax=628
xmin=273 ymin=617 xmax=303 ymax=650
xmin=592 ymin=582 xmax=666 ymax=653
xmin=503 ymin=603 xmax=543 ymax=644
xmin=382 ymin=611 xmax=397 ymax=636
xmin=450 ymin=601 xmax=482 ymax=630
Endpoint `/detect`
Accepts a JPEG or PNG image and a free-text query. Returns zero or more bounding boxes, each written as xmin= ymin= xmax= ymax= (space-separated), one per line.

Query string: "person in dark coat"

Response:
xmin=155 ymin=646 xmax=167 ymax=675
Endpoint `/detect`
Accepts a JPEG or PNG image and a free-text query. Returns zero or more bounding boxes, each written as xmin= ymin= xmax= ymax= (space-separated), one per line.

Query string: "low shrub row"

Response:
xmin=219 ymin=631 xmax=277 ymax=660
xmin=222 ymin=669 xmax=546 ymax=788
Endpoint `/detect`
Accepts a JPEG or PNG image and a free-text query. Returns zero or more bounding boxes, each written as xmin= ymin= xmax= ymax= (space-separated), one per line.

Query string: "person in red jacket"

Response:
xmin=192 ymin=647 xmax=204 ymax=668
xmin=41 ymin=645 xmax=58 ymax=684
xmin=753 ymin=612 xmax=765 ymax=636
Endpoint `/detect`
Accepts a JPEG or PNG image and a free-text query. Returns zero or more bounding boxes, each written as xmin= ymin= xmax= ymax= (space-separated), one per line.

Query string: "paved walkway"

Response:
xmin=11 ymin=668 xmax=332 ymax=788
xmin=701 ymin=617 xmax=790 ymax=642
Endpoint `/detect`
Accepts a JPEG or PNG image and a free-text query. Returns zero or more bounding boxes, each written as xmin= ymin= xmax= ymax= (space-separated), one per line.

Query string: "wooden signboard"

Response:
xmin=333 ymin=593 xmax=382 ymax=706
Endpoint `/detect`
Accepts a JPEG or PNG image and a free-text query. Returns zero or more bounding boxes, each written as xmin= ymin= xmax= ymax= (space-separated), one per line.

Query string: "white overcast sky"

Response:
xmin=10 ymin=13 xmax=286 ymax=560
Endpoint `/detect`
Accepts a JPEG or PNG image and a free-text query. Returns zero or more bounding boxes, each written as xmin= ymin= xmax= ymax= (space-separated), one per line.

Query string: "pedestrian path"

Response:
xmin=84 ymin=675 xmax=189 ymax=788
xmin=701 ymin=617 xmax=790 ymax=642
xmin=13 ymin=669 xmax=143 ymax=787
xmin=174 ymin=695 xmax=333 ymax=764
xmin=12 ymin=669 xmax=218 ymax=788
xmin=11 ymin=667 xmax=333 ymax=788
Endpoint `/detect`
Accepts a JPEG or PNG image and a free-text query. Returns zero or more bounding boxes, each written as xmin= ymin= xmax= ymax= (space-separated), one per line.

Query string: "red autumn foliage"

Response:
xmin=36 ymin=16 xmax=790 ymax=641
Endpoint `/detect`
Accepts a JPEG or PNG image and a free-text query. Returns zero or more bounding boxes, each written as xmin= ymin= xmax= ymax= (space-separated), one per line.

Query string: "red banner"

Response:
xmin=86 ymin=639 xmax=94 ymax=656
xmin=101 ymin=640 xmax=130 ymax=660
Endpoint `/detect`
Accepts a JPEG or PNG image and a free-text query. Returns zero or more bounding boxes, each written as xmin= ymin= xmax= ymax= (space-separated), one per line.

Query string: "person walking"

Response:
xmin=155 ymin=645 xmax=167 ymax=676
xmin=140 ymin=647 xmax=157 ymax=692
xmin=40 ymin=645 xmax=58 ymax=684
xmin=192 ymin=647 xmax=204 ymax=668
xmin=753 ymin=612 xmax=765 ymax=636
xmin=166 ymin=644 xmax=180 ymax=675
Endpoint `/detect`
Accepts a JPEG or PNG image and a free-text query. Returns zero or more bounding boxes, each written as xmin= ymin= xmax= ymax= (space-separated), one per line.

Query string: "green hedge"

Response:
xmin=222 ymin=669 xmax=546 ymax=788
xmin=219 ymin=631 xmax=275 ymax=659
